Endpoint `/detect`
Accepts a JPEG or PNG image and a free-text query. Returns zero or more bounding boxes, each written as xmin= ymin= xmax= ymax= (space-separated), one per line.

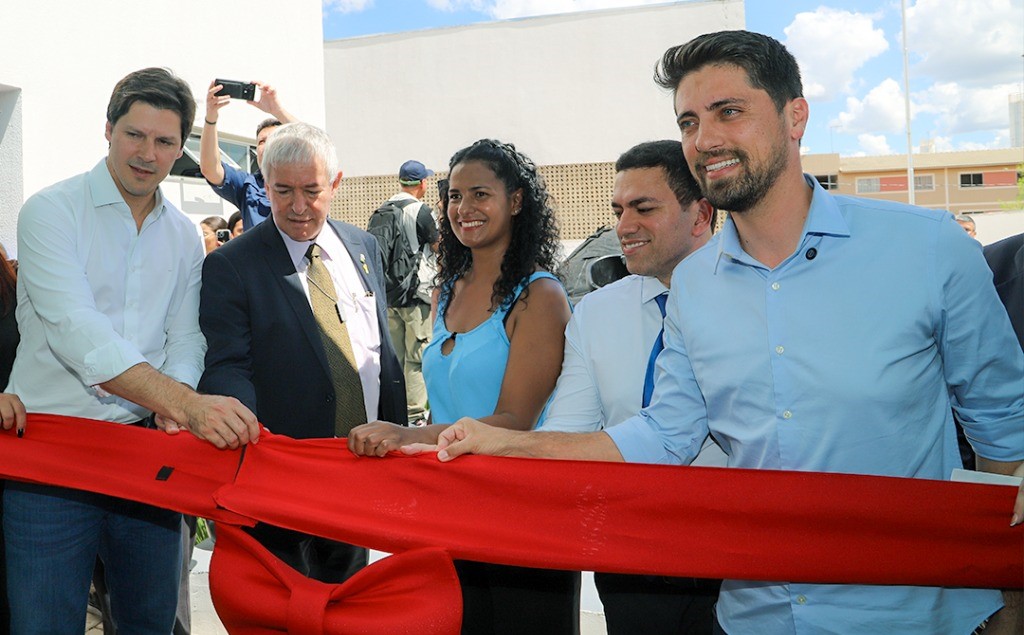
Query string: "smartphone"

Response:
xmin=214 ymin=79 xmax=256 ymax=101
xmin=215 ymin=229 xmax=231 ymax=243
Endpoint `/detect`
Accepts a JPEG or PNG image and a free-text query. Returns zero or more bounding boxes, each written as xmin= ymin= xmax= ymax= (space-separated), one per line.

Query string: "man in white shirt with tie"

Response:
xmin=540 ymin=140 xmax=726 ymax=634
xmin=5 ymin=67 xmax=260 ymax=634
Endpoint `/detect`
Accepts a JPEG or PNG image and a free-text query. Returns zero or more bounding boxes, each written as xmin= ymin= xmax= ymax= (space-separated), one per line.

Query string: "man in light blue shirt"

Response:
xmin=425 ymin=31 xmax=1024 ymax=634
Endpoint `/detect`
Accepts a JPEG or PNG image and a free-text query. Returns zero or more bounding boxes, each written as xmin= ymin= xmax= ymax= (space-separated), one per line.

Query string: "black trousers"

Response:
xmin=595 ymin=572 xmax=719 ymax=635
xmin=455 ymin=560 xmax=581 ymax=635
xmin=244 ymin=522 xmax=367 ymax=584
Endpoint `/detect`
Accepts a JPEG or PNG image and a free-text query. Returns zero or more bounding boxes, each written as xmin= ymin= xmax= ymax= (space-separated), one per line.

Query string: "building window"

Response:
xmin=220 ymin=139 xmax=255 ymax=173
xmin=914 ymin=175 xmax=934 ymax=191
xmin=960 ymin=173 xmax=984 ymax=188
xmin=169 ymin=134 xmax=254 ymax=179
xmin=856 ymin=177 xmax=880 ymax=194
xmin=815 ymin=174 xmax=838 ymax=190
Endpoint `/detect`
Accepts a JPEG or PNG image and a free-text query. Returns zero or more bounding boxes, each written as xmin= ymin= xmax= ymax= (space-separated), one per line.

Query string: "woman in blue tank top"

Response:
xmin=350 ymin=139 xmax=579 ymax=634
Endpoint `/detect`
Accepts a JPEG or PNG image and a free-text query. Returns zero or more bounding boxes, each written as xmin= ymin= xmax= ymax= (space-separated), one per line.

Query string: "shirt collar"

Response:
xmin=713 ymin=174 xmax=850 ymax=272
xmin=275 ymin=220 xmax=346 ymax=271
xmin=390 ymin=191 xmax=418 ymax=204
xmin=640 ymin=276 xmax=669 ymax=305
xmin=88 ymin=159 xmax=167 ymax=219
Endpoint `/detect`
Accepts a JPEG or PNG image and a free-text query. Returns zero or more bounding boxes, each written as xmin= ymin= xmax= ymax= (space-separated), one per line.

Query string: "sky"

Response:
xmin=322 ymin=0 xmax=1024 ymax=158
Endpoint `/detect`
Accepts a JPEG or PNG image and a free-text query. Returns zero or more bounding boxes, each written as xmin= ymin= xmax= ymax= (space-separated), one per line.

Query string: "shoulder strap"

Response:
xmin=500 ymin=272 xmax=563 ymax=327
xmin=393 ymin=198 xmax=421 ymax=254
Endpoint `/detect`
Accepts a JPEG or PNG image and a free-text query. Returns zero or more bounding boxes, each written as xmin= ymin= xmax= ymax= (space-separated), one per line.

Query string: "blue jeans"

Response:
xmin=3 ymin=481 xmax=181 ymax=634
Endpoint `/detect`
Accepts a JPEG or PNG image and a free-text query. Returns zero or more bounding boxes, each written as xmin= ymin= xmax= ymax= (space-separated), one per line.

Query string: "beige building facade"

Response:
xmin=800 ymin=148 xmax=1023 ymax=215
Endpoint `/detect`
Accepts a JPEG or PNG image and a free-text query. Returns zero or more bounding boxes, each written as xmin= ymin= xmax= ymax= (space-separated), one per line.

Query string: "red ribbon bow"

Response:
xmin=209 ymin=524 xmax=462 ymax=634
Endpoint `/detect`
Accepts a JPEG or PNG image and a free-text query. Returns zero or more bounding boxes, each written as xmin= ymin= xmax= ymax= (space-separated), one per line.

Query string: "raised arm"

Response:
xmin=200 ymin=80 xmax=228 ymax=186
xmin=249 ymin=82 xmax=297 ymax=124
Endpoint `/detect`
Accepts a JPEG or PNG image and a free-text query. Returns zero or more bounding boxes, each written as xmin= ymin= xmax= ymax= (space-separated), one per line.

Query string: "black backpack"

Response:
xmin=559 ymin=225 xmax=629 ymax=306
xmin=366 ymin=199 xmax=424 ymax=308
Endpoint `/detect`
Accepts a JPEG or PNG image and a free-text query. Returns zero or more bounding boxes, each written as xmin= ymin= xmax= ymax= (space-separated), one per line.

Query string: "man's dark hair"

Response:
xmin=227 ymin=211 xmax=243 ymax=233
xmin=256 ymin=118 xmax=282 ymax=137
xmin=107 ymin=68 xmax=195 ymax=148
xmin=654 ymin=30 xmax=803 ymax=112
xmin=615 ymin=140 xmax=717 ymax=230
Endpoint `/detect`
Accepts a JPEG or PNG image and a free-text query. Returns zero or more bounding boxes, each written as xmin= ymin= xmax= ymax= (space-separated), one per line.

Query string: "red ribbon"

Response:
xmin=216 ymin=432 xmax=1022 ymax=589
xmin=0 ymin=414 xmax=1019 ymax=595
xmin=0 ymin=413 xmax=250 ymax=525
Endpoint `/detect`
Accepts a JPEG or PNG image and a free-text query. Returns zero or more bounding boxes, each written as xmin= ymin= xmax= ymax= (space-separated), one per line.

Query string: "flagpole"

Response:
xmin=901 ymin=0 xmax=915 ymax=205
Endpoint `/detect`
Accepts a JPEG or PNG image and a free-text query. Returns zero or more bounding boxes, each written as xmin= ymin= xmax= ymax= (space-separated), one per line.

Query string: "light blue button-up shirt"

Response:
xmin=607 ymin=176 xmax=1023 ymax=634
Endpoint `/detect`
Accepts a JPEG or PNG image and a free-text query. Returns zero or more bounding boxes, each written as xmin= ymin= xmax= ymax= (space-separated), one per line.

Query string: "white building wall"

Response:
xmin=0 ymin=85 xmax=22 ymax=253
xmin=324 ymin=0 xmax=744 ymax=177
xmin=0 ymin=0 xmax=325 ymax=253
xmin=974 ymin=209 xmax=1024 ymax=246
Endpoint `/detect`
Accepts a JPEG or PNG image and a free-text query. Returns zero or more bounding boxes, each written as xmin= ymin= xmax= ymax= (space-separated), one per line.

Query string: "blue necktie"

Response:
xmin=642 ymin=292 xmax=669 ymax=408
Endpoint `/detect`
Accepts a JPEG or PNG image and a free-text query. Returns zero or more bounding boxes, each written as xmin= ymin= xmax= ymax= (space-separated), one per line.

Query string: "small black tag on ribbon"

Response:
xmin=156 ymin=466 xmax=174 ymax=481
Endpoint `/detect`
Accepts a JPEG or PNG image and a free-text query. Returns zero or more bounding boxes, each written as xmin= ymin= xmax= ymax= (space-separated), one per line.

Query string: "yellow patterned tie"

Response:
xmin=305 ymin=243 xmax=367 ymax=436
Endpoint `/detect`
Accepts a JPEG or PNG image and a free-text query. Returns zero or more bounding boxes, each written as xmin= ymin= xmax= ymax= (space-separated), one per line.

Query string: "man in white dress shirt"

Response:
xmin=4 ymin=68 xmax=260 ymax=634
xmin=541 ymin=140 xmax=725 ymax=634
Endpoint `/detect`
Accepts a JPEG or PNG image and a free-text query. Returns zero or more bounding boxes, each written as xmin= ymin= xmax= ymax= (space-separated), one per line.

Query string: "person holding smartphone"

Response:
xmin=199 ymin=80 xmax=297 ymax=232
xmin=199 ymin=216 xmax=229 ymax=255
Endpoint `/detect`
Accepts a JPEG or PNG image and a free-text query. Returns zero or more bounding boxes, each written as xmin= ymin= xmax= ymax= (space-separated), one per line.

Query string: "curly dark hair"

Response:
xmin=438 ymin=139 xmax=560 ymax=312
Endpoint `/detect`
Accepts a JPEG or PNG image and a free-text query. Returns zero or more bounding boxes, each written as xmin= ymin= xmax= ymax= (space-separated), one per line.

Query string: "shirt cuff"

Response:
xmin=160 ymin=363 xmax=203 ymax=390
xmin=605 ymin=415 xmax=680 ymax=465
xmin=966 ymin=413 xmax=1024 ymax=463
xmin=83 ymin=340 xmax=147 ymax=387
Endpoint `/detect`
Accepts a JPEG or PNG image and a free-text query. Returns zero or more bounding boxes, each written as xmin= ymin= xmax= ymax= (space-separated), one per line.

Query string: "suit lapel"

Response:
xmin=259 ymin=221 xmax=332 ymax=379
xmin=330 ymin=220 xmax=373 ymax=292
xmin=328 ymin=220 xmax=390 ymax=340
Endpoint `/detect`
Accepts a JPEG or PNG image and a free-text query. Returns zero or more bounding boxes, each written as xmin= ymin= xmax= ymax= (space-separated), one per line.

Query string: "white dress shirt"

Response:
xmin=540 ymin=274 xmax=726 ymax=467
xmin=9 ymin=160 xmax=206 ymax=422
xmin=275 ymin=221 xmax=382 ymax=423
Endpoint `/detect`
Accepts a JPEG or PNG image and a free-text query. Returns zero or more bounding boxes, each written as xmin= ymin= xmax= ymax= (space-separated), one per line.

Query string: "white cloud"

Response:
xmin=426 ymin=0 xmax=481 ymax=10
xmin=858 ymin=133 xmax=893 ymax=155
xmin=783 ymin=7 xmax=889 ymax=101
xmin=832 ymin=78 xmax=907 ymax=135
xmin=430 ymin=0 xmax=665 ymax=19
xmin=906 ymin=0 xmax=1024 ymax=87
xmin=921 ymin=131 xmax=1009 ymax=153
xmin=930 ymin=136 xmax=954 ymax=152
xmin=914 ymin=81 xmax=1021 ymax=136
xmin=323 ymin=0 xmax=374 ymax=13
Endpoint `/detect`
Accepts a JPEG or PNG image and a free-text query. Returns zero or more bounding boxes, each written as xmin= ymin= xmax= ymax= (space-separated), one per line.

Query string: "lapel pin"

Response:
xmin=360 ymin=253 xmax=369 ymax=274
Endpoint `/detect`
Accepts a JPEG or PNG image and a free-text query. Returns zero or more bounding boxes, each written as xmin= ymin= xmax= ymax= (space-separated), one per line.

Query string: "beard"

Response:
xmin=696 ymin=139 xmax=789 ymax=214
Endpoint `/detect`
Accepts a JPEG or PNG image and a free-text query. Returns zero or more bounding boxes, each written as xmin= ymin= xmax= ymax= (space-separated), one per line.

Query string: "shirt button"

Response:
xmin=771 ymin=282 xmax=780 ymax=291
xmin=775 ymin=345 xmax=784 ymax=355
xmin=783 ymin=410 xmax=793 ymax=419
xmin=796 ymin=595 xmax=807 ymax=604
